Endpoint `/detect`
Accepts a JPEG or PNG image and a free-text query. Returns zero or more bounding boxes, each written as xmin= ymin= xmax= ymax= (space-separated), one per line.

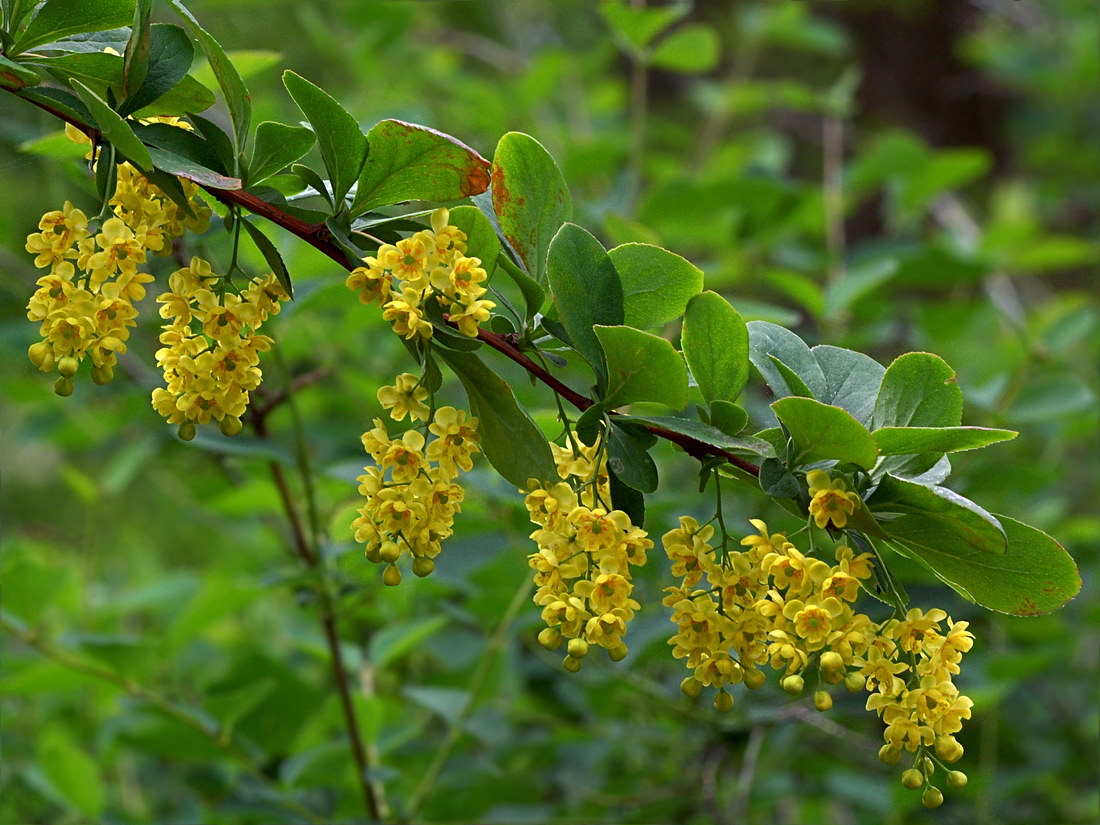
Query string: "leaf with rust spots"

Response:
xmin=490 ymin=131 xmax=571 ymax=285
xmin=350 ymin=119 xmax=490 ymax=216
xmin=886 ymin=514 xmax=1080 ymax=616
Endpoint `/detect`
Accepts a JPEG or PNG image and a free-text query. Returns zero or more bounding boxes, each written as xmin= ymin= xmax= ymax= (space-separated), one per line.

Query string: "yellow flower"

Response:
xmin=377 ymin=373 xmax=430 ymax=422
xmin=806 ymin=470 xmax=862 ymax=529
xmin=426 ymin=406 xmax=481 ymax=477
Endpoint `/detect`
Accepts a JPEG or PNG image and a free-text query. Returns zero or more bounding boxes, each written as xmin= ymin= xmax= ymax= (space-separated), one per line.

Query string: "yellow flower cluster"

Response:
xmin=24 ymin=124 xmax=210 ymax=395
xmin=527 ymin=434 xmax=653 ymax=670
xmin=152 ymin=257 xmax=287 ymax=439
xmin=345 ymin=208 xmax=495 ymax=339
xmin=665 ymin=518 xmax=876 ymax=710
xmin=352 ymin=405 xmax=480 ymax=584
xmin=664 ymin=516 xmax=974 ymax=805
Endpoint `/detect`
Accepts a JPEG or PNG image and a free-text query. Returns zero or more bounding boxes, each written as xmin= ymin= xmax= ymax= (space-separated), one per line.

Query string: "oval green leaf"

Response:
xmin=609 ymin=242 xmax=703 ymax=329
xmin=682 ymin=291 xmax=749 ymax=405
xmin=283 ymin=70 xmax=366 ymax=204
xmin=873 ymin=426 xmax=1018 ymax=456
xmin=771 ymin=396 xmax=879 ymax=470
xmin=594 ymin=325 xmax=688 ymax=410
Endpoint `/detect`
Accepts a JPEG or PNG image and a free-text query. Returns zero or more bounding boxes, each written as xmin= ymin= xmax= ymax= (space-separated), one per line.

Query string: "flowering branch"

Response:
xmin=3 ymin=83 xmax=760 ymax=479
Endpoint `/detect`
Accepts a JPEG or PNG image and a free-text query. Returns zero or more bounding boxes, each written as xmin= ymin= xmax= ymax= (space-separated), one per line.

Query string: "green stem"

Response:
xmin=0 ymin=614 xmax=323 ymax=824
xmin=405 ymin=577 xmax=533 ymax=820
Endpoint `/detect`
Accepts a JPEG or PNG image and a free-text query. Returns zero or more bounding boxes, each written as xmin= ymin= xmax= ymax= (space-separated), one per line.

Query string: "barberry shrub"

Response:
xmin=1 ymin=0 xmax=1082 ymax=815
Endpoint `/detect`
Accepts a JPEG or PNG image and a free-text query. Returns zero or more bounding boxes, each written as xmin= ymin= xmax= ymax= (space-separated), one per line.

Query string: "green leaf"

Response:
xmin=18 ymin=129 xmax=89 ymax=159
xmin=16 ymin=86 xmax=92 ymax=126
xmin=606 ymin=422 xmax=659 ymax=493
xmin=546 ymin=223 xmax=624 ymax=390
xmin=447 ymin=205 xmax=500 ymax=281
xmin=369 ymin=616 xmax=448 ymax=668
xmin=248 ymin=120 xmax=315 ymax=187
xmin=758 ymin=457 xmax=801 ymax=499
xmin=650 ymin=23 xmax=720 ymax=73
xmin=869 ymin=474 xmax=1005 ymax=555
xmin=120 ymin=0 xmax=152 ymax=104
xmin=0 ymin=54 xmax=40 ymax=88
xmin=240 ymin=219 xmax=292 ymax=298
xmin=771 ymin=396 xmax=879 ymax=469
xmin=120 ymin=24 xmax=194 ymax=116
xmin=38 ymin=728 xmax=104 ymax=817
xmin=70 ymin=79 xmax=152 ymax=170
xmin=147 ymin=146 xmax=240 ymax=189
xmin=887 ymin=516 xmax=1079 ymax=616
xmin=608 ymin=243 xmax=703 ymax=329
xmin=681 ymin=291 xmax=749 ymax=406
xmin=873 ymin=426 xmax=1017 ymax=456
xmin=491 ymin=131 xmax=572 ymax=284
xmin=811 ymin=345 xmax=885 ymax=426
xmin=496 ymin=251 xmax=544 ymax=321
xmin=350 ymin=119 xmax=490 ymax=216
xmin=599 ymin=0 xmax=688 ymax=53
xmin=131 ymin=73 xmax=214 ymax=117
xmin=13 ymin=0 xmax=135 ymax=54
xmin=33 ymin=27 xmax=131 ymax=53
xmin=872 ymin=351 xmax=962 ymax=430
xmin=768 ymin=355 xmax=813 ymax=398
xmin=609 ymin=463 xmax=646 ymax=527
xmin=205 ymin=677 xmax=276 ymax=735
xmin=283 ymin=70 xmax=367 ymax=204
xmin=436 ymin=349 xmax=555 ymax=487
xmin=170 ymin=0 xmax=250 ymax=158
xmin=708 ymin=400 xmax=748 ymax=436
xmin=594 ymin=326 xmax=686 ymax=409
xmin=618 ymin=415 xmax=774 ymax=457
xmin=747 ymin=320 xmax=827 ymax=399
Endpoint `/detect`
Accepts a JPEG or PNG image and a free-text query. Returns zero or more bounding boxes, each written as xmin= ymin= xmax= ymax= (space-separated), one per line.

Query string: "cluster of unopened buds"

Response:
xmin=526 ymin=433 xmax=653 ymax=670
xmin=345 ymin=208 xmax=495 ymax=339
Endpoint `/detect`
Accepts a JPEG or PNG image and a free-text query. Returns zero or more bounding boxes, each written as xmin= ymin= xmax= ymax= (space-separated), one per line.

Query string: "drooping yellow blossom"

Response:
xmin=345 ymin=208 xmax=495 ymax=340
xmin=526 ymin=432 xmax=651 ymax=668
xmin=24 ymin=124 xmax=211 ymax=394
xmin=351 ymin=405 xmax=480 ymax=583
xmin=377 ymin=373 xmax=431 ymax=422
xmin=152 ymin=258 xmax=287 ymax=438
xmin=807 ymin=470 xmax=862 ymax=529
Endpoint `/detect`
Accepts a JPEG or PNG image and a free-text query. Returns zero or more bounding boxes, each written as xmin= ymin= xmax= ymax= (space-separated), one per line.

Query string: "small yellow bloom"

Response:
xmin=377 ymin=373 xmax=430 ymax=422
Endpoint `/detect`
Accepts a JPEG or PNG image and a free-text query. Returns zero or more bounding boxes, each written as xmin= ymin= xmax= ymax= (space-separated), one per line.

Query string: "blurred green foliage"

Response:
xmin=1 ymin=2 xmax=1096 ymax=824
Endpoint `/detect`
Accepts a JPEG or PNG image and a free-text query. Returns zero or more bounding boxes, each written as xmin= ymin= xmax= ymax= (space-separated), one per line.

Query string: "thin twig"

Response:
xmin=3 ymin=84 xmax=761 ymax=478
xmin=251 ymin=397 xmax=389 ymax=822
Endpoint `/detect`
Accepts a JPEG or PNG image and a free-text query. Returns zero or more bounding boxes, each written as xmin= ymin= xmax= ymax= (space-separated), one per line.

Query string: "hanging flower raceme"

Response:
xmin=352 ymin=398 xmax=481 ymax=585
xmin=663 ymin=513 xmax=974 ymax=807
xmin=24 ymin=124 xmax=211 ymax=396
xmin=345 ymin=208 xmax=495 ymax=340
xmin=152 ymin=258 xmax=287 ymax=439
xmin=527 ymin=433 xmax=653 ymax=671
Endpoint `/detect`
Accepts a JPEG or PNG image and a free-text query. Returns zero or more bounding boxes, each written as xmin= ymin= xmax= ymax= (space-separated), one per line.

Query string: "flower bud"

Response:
xmin=364 ymin=543 xmax=383 ymax=563
xmin=935 ymin=735 xmax=964 ymax=763
xmin=713 ymin=690 xmax=734 ymax=712
xmin=53 ymin=376 xmax=74 ymax=397
xmin=608 ymin=643 xmax=628 ymax=662
xmin=57 ymin=356 xmax=79 ymax=378
xmin=901 ymin=768 xmax=924 ymax=790
xmin=382 ymin=564 xmax=402 ymax=586
xmin=819 ymin=651 xmax=844 ymax=672
xmin=823 ymin=669 xmax=844 ymax=685
xmin=91 ymin=364 xmax=114 ymax=385
xmin=844 ymin=672 xmax=866 ymax=692
xmin=919 ymin=756 xmax=935 ymax=777
xmin=219 ymin=415 xmax=243 ymax=437
xmin=562 ymin=654 xmax=582 ymax=673
xmin=412 ymin=557 xmax=435 ymax=578
xmin=681 ymin=676 xmax=702 ymax=698
xmin=566 ymin=637 xmax=589 ymax=659
xmin=922 ymin=787 xmax=944 ymax=809
xmin=537 ymin=627 xmax=562 ymax=651
xmin=379 ymin=541 xmax=401 ymax=564
xmin=781 ymin=674 xmax=804 ymax=695
xmin=814 ymin=690 xmax=833 ymax=712
xmin=177 ymin=420 xmax=196 ymax=441
xmin=878 ymin=744 xmax=901 ymax=766
xmin=946 ymin=770 xmax=967 ymax=789
xmin=743 ymin=668 xmax=766 ymax=690
xmin=28 ymin=341 xmax=53 ymax=370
